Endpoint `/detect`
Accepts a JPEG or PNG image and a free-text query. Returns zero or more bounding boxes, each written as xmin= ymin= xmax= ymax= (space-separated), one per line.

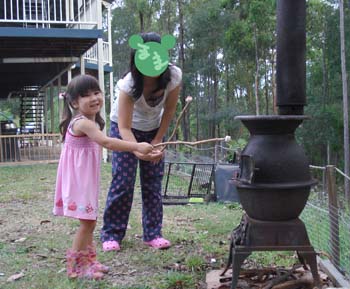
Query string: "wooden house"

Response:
xmin=0 ymin=0 xmax=114 ymax=163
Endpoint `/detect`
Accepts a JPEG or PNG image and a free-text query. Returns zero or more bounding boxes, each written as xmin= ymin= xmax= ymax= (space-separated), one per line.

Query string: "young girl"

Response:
xmin=53 ymin=74 xmax=153 ymax=279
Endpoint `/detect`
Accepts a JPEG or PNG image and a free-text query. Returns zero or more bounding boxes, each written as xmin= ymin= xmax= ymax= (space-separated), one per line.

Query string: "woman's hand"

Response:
xmin=134 ymin=149 xmax=163 ymax=163
xmin=134 ymin=138 xmax=164 ymax=163
xmin=150 ymin=139 xmax=165 ymax=164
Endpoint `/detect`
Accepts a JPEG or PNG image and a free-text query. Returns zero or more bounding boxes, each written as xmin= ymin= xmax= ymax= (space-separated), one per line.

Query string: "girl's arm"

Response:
xmin=152 ymin=85 xmax=181 ymax=145
xmin=73 ymin=118 xmax=153 ymax=154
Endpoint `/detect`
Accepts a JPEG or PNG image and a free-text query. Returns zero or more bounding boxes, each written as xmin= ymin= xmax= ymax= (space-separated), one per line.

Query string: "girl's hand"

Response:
xmin=136 ymin=142 xmax=154 ymax=154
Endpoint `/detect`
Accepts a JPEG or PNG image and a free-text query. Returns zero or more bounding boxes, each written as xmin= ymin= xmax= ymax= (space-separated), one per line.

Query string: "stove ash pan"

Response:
xmin=233 ymin=115 xmax=317 ymax=221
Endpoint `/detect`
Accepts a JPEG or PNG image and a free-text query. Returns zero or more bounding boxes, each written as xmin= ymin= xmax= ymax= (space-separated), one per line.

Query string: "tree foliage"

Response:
xmin=110 ymin=0 xmax=350 ymax=167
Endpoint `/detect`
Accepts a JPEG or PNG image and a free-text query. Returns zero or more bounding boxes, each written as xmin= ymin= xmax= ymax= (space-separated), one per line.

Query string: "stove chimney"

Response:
xmin=276 ymin=0 xmax=306 ymax=115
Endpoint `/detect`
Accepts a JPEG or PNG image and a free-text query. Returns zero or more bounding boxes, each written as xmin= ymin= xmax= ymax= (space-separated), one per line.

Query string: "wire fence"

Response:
xmin=301 ymin=165 xmax=350 ymax=280
xmin=164 ymin=147 xmax=350 ymax=280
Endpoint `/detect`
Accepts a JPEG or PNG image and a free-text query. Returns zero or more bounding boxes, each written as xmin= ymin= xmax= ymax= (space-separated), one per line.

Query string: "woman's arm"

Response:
xmin=148 ymin=85 xmax=180 ymax=164
xmin=118 ymin=90 xmax=163 ymax=161
xmin=152 ymin=85 xmax=181 ymax=145
xmin=117 ymin=90 xmax=138 ymax=142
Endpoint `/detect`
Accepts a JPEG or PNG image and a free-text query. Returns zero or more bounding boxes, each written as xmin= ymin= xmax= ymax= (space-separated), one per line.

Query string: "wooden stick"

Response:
xmin=167 ymin=96 xmax=193 ymax=143
xmin=154 ymin=137 xmax=229 ymax=149
xmin=160 ymin=96 xmax=193 ymax=152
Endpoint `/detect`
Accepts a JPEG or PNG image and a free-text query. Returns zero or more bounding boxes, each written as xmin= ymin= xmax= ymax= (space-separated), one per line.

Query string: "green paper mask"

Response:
xmin=128 ymin=34 xmax=176 ymax=77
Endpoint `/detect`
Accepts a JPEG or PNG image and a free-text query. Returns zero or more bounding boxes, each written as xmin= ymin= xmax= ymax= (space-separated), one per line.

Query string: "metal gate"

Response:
xmin=162 ymin=162 xmax=215 ymax=205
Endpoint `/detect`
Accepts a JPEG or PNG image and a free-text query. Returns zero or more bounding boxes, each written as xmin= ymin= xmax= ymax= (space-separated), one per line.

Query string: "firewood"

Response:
xmin=239 ymin=268 xmax=279 ymax=278
xmin=261 ymin=265 xmax=302 ymax=289
xmin=271 ymin=272 xmax=314 ymax=289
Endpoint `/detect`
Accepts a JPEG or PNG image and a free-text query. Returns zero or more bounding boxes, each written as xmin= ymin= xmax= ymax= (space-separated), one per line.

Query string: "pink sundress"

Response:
xmin=53 ymin=116 xmax=102 ymax=220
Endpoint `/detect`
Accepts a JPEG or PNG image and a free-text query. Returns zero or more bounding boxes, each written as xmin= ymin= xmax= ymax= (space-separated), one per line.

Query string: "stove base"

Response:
xmin=223 ymin=214 xmax=321 ymax=289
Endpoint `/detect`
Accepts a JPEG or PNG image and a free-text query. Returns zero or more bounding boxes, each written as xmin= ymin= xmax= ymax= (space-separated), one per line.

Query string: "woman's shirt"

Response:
xmin=110 ymin=65 xmax=182 ymax=131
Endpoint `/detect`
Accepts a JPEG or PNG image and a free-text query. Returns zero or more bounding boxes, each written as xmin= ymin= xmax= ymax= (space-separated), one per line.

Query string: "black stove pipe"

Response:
xmin=276 ymin=0 xmax=306 ymax=115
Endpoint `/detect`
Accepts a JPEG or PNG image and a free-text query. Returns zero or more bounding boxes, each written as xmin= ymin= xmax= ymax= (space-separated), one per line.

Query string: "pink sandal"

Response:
xmin=102 ymin=240 xmax=120 ymax=252
xmin=144 ymin=237 xmax=171 ymax=249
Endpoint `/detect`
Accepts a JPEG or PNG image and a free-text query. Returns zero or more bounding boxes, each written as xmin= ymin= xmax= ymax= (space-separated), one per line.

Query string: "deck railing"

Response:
xmin=0 ymin=133 xmax=61 ymax=164
xmin=0 ymin=0 xmax=98 ymax=28
xmin=84 ymin=41 xmax=110 ymax=64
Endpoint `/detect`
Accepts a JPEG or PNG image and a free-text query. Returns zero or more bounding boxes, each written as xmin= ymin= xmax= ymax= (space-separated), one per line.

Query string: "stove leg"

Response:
xmin=230 ymin=251 xmax=250 ymax=289
xmin=296 ymin=251 xmax=308 ymax=269
xmin=298 ymin=250 xmax=322 ymax=288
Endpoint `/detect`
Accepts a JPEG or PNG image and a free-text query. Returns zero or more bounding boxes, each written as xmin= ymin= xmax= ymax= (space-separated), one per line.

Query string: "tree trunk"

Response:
xmin=339 ymin=0 xmax=350 ymax=204
xmin=271 ymin=50 xmax=277 ymax=114
xmin=177 ymin=0 xmax=189 ymax=141
xmin=322 ymin=17 xmax=329 ymax=165
xmin=139 ymin=12 xmax=144 ymax=32
xmin=264 ymin=58 xmax=269 ymax=115
xmin=213 ymin=59 xmax=218 ymax=138
xmin=196 ymin=74 xmax=199 ymax=140
xmin=207 ymin=75 xmax=214 ymax=138
xmin=254 ymin=24 xmax=260 ymax=115
xmin=225 ymin=60 xmax=230 ymax=135
xmin=166 ymin=1 xmax=172 ymax=34
xmin=322 ymin=26 xmax=328 ymax=109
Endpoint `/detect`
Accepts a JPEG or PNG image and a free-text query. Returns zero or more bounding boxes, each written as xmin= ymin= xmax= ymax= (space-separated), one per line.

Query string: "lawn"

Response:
xmin=0 ymin=163 xmax=295 ymax=289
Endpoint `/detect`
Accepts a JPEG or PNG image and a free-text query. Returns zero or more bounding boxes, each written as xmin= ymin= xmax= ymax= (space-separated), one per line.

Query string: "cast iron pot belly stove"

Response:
xmin=222 ymin=1 xmax=322 ymax=288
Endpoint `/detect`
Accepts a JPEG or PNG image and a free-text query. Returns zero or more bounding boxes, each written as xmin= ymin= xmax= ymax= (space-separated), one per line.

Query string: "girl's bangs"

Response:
xmin=75 ymin=75 xmax=101 ymax=97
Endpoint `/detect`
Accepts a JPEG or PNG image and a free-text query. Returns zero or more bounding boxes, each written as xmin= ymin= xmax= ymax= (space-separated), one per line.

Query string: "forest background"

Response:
xmin=1 ymin=0 xmax=350 ymax=168
xmin=109 ymin=0 xmax=350 ymax=169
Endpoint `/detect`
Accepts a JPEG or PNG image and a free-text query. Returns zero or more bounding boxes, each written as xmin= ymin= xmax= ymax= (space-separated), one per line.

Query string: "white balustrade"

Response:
xmin=0 ymin=0 xmax=98 ymax=28
xmin=84 ymin=41 xmax=110 ymax=65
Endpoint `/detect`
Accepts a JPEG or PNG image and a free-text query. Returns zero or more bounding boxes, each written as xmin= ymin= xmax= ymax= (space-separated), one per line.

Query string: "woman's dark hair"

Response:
xmin=59 ymin=74 xmax=105 ymax=142
xmin=128 ymin=32 xmax=172 ymax=100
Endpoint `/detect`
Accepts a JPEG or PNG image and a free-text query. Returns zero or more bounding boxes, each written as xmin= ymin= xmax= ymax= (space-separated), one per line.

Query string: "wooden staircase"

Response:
xmin=18 ymin=88 xmax=45 ymax=134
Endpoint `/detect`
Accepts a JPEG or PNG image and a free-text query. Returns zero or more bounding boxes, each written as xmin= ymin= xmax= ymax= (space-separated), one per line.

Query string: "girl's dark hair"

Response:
xmin=128 ymin=32 xmax=172 ymax=100
xmin=59 ymin=74 xmax=105 ymax=141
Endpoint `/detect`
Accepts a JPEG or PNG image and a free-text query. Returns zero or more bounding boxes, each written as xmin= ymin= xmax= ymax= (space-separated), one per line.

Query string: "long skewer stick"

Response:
xmin=160 ymin=96 xmax=193 ymax=152
xmin=154 ymin=136 xmax=231 ymax=149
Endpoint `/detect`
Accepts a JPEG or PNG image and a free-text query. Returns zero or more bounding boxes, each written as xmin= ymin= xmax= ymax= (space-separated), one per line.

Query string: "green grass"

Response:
xmin=0 ymin=164 xmax=58 ymax=202
xmin=0 ymin=163 xmax=304 ymax=288
xmin=159 ymin=271 xmax=196 ymax=289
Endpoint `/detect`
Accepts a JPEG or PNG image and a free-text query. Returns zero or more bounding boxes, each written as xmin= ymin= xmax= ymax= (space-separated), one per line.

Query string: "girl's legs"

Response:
xmin=67 ymin=219 xmax=104 ymax=279
xmin=87 ymin=243 xmax=109 ymax=273
xmin=72 ymin=219 xmax=96 ymax=251
xmin=101 ymin=122 xmax=138 ymax=245
xmin=139 ymin=152 xmax=165 ymax=242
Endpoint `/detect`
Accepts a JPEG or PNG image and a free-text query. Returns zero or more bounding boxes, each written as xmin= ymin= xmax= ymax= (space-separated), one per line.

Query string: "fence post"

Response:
xmin=207 ymin=164 xmax=215 ymax=196
xmin=326 ymin=165 xmax=340 ymax=268
xmin=163 ymin=162 xmax=172 ymax=197
xmin=214 ymin=144 xmax=218 ymax=163
xmin=188 ymin=164 xmax=196 ymax=197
